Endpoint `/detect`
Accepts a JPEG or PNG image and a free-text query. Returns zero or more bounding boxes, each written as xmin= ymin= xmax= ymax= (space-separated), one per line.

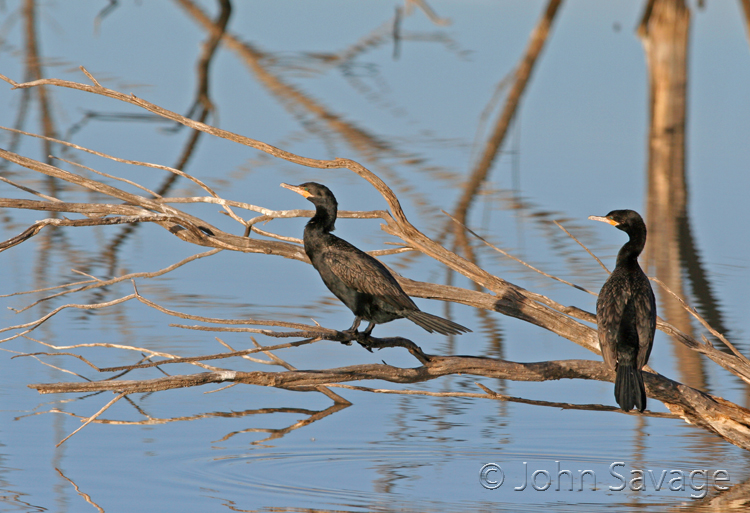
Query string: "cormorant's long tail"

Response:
xmin=404 ymin=310 xmax=471 ymax=336
xmin=614 ymin=363 xmax=646 ymax=412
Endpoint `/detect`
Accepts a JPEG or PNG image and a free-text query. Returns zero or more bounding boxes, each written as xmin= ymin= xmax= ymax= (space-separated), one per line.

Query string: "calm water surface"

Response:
xmin=1 ymin=1 xmax=749 ymax=511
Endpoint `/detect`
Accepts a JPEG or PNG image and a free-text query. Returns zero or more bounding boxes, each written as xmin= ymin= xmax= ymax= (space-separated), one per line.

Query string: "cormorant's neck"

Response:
xmin=306 ymin=202 xmax=337 ymax=234
xmin=616 ymin=228 xmax=646 ymax=267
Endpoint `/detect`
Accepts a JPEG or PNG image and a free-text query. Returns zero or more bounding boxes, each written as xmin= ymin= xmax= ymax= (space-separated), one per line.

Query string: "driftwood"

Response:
xmin=1 ymin=69 xmax=750 ymax=452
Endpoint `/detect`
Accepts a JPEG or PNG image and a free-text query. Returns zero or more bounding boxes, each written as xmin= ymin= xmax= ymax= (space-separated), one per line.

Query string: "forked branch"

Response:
xmin=2 ymin=70 xmax=749 ymax=451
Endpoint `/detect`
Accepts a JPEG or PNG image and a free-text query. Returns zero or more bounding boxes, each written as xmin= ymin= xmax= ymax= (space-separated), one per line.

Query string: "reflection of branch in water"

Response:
xmin=0 ymin=490 xmax=45 ymax=513
xmin=741 ymin=0 xmax=750 ymax=48
xmin=266 ymin=1 xmax=456 ymax=74
xmin=214 ymin=403 xmax=349 ymax=446
xmin=94 ymin=0 xmax=118 ymax=34
xmin=0 ymin=74 xmax=32 ymax=177
xmin=183 ymin=0 xmax=232 ymax=123
xmin=692 ymin=471 xmax=750 ymax=509
xmin=429 ymin=3 xmax=568 ymax=280
xmin=24 ymin=402 xmax=349 ymax=448
xmin=56 ymin=468 xmax=105 ymax=513
xmin=64 ymin=111 xmax=171 ymax=141
xmin=2 ymin=246 xmax=222 ymax=313
xmin=451 ymin=0 xmax=563 ymax=251
xmin=22 ymin=0 xmax=57 ymax=171
xmin=176 ymin=0 xmax=462 ymax=237
xmin=98 ymin=0 xmax=233 ymax=282
xmin=405 ymin=0 xmax=451 ymax=27
xmin=20 ymin=325 xmax=350 ymax=446
xmin=329 ymin=382 xmax=677 ymax=419
xmin=19 ymin=0 xmax=73 ymax=333
xmin=393 ymin=5 xmax=403 ymax=60
xmin=20 ymin=404 xmax=336 ymax=427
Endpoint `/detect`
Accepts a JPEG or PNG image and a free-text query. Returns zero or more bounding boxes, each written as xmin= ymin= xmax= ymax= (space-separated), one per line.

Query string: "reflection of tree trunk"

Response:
xmin=99 ymin=0 xmax=232 ymax=279
xmin=639 ymin=1 xmax=707 ymax=391
xmin=23 ymin=0 xmax=58 ymax=308
xmin=741 ymin=0 xmax=750 ymax=45
xmin=23 ymin=0 xmax=57 ymax=169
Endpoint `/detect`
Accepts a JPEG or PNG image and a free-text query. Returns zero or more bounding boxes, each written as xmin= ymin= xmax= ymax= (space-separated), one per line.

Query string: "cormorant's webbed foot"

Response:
xmin=354 ymin=330 xmax=376 ymax=352
xmin=347 ymin=322 xmax=377 ymax=351
xmin=340 ymin=317 xmax=364 ymax=345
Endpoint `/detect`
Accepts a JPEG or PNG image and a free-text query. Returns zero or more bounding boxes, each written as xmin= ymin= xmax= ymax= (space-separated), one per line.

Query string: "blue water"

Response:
xmin=1 ymin=1 xmax=749 ymax=511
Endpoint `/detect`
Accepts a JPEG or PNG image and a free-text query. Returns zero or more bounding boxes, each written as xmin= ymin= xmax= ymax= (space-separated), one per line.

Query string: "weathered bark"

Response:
xmin=29 ymin=354 xmax=750 ymax=451
xmin=3 ymin=71 xmax=750 ymax=451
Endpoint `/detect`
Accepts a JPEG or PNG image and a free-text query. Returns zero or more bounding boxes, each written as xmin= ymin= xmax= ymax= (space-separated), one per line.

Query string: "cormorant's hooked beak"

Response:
xmin=588 ymin=215 xmax=619 ymax=227
xmin=281 ymin=183 xmax=312 ymax=198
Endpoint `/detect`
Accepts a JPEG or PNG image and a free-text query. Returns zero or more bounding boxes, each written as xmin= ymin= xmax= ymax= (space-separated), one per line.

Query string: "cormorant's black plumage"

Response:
xmin=282 ymin=182 xmax=471 ymax=337
xmin=589 ymin=209 xmax=656 ymax=412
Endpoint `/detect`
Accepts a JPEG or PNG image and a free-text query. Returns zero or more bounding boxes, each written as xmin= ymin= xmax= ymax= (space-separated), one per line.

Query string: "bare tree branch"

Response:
xmin=2 ymin=70 xmax=750 ymax=451
xmin=27 ymin=354 xmax=750 ymax=450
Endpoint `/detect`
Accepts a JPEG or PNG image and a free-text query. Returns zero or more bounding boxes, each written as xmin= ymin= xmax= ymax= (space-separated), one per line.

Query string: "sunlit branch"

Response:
xmin=2 ymin=68 xmax=750 ymax=452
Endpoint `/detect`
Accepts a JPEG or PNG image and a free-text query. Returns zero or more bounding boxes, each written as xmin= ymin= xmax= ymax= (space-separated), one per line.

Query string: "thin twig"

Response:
xmin=652 ymin=277 xmax=750 ymax=365
xmin=0 ymin=293 xmax=138 ymax=343
xmin=445 ymin=211 xmax=598 ymax=295
xmin=97 ymin=338 xmax=322 ymax=373
xmin=56 ymin=392 xmax=126 ymax=447
xmin=6 ymin=248 xmax=221 ymax=312
xmin=554 ymin=219 xmax=609 ymax=274
xmin=250 ymin=337 xmax=351 ymax=404
xmin=53 ymin=155 xmax=161 ymax=199
xmin=0 ymin=174 xmax=61 ymax=202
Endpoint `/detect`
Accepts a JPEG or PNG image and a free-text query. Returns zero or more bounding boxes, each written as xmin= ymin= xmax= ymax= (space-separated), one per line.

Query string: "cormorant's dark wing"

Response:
xmin=596 ymin=280 xmax=625 ymax=370
xmin=635 ymin=286 xmax=657 ymax=370
xmin=320 ymin=244 xmax=417 ymax=311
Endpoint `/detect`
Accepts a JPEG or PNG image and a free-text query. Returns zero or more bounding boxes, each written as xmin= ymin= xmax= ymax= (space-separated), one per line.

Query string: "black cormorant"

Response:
xmin=589 ymin=209 xmax=656 ymax=412
xmin=281 ymin=182 xmax=471 ymax=337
